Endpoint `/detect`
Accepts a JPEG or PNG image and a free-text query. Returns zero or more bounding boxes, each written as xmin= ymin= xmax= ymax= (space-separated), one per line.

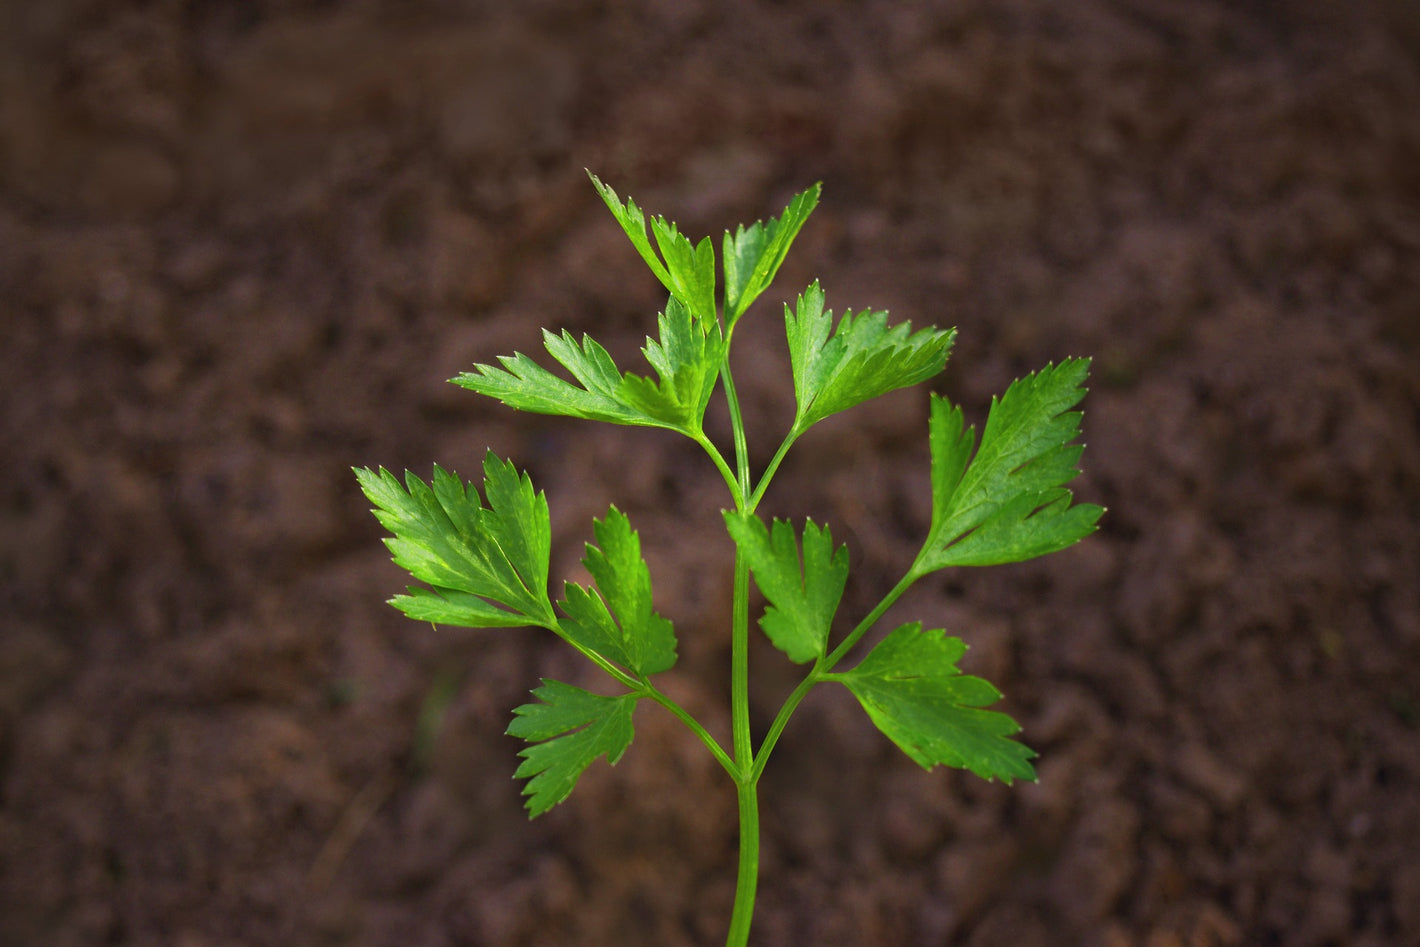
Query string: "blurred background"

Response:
xmin=2 ymin=1 xmax=1418 ymax=944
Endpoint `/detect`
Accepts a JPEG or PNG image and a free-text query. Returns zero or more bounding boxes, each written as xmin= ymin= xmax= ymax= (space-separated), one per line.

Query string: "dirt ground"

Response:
xmin=3 ymin=0 xmax=1419 ymax=944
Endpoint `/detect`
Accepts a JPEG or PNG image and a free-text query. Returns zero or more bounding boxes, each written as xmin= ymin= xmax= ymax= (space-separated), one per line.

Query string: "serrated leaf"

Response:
xmin=915 ymin=358 xmax=1104 ymax=571
xmin=451 ymin=329 xmax=644 ymax=425
xmin=785 ymin=281 xmax=956 ymax=431
xmin=724 ymin=513 xmax=847 ymax=664
xmin=834 ymin=623 xmax=1036 ymax=783
xmin=723 ymin=183 xmax=821 ymax=325
xmin=588 ymin=172 xmax=670 ymax=288
xmin=506 ymin=680 xmax=637 ymax=817
xmin=589 ymin=172 xmax=716 ymax=322
xmin=390 ymin=587 xmax=536 ymax=627
xmin=651 ymin=218 xmax=717 ymax=324
xmin=559 ymin=507 xmax=678 ymax=676
xmin=452 ymin=301 xmax=723 ymax=437
xmin=355 ymin=454 xmax=553 ymax=626
xmin=617 ymin=296 xmax=726 ymax=430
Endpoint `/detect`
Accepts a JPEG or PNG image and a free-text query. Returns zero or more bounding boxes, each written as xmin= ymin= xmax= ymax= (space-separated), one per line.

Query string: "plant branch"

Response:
xmin=719 ymin=361 xmax=753 ymax=502
xmin=725 ymin=779 xmax=760 ymax=947
xmin=642 ymin=684 xmax=738 ymax=778
xmin=693 ymin=430 xmax=744 ymax=508
xmin=823 ymin=570 xmax=918 ymax=670
xmin=750 ymin=569 xmax=920 ymax=781
xmin=721 ymin=346 xmax=761 ymax=945
xmin=747 ymin=428 xmax=802 ymax=511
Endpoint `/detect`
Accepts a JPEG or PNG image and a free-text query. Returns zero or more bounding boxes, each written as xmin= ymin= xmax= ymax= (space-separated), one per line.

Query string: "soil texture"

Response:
xmin=3 ymin=1 xmax=1419 ymax=944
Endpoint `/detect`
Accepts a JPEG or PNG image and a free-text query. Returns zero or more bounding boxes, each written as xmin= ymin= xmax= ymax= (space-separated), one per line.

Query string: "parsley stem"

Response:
xmin=641 ymin=684 xmax=738 ymax=778
xmin=749 ymin=570 xmax=919 ymax=782
xmin=694 ymin=430 xmax=743 ymax=508
xmin=718 ymin=362 xmax=753 ymax=504
xmin=748 ymin=667 xmax=818 ymax=784
xmin=747 ymin=428 xmax=801 ymax=511
xmin=720 ymin=351 xmax=761 ymax=945
xmin=547 ymin=617 xmax=643 ymax=691
xmin=549 ymin=613 xmax=738 ymax=777
xmin=725 ymin=779 xmax=760 ymax=946
xmin=724 ymin=541 xmax=760 ymax=946
xmin=823 ymin=570 xmax=918 ymax=670
xmin=730 ymin=552 xmax=754 ymax=775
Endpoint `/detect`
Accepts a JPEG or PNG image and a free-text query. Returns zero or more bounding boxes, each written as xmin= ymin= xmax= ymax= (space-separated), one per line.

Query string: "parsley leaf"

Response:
xmin=506 ymin=679 xmax=637 ymax=817
xmin=833 ymin=623 xmax=1036 ymax=783
xmin=785 ymin=281 xmax=956 ymax=432
xmin=451 ymin=296 xmax=725 ymax=438
xmin=723 ymin=183 xmax=821 ymax=326
xmin=452 ymin=329 xmax=643 ymax=425
xmin=589 ymin=172 xmax=716 ymax=323
xmin=724 ymin=513 xmax=847 ymax=664
xmin=559 ymin=507 xmax=678 ymax=677
xmin=617 ymin=296 xmax=727 ymax=430
xmin=355 ymin=453 xmax=553 ymax=627
xmin=915 ymin=358 xmax=1104 ymax=571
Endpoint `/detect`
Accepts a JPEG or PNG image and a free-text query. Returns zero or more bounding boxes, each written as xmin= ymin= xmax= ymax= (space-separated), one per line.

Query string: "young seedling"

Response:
xmin=356 ymin=173 xmax=1102 ymax=945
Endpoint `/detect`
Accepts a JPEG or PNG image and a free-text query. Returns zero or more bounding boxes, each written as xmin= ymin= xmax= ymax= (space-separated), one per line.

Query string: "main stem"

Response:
xmin=726 ymin=777 xmax=760 ymax=946
xmin=720 ymin=359 xmax=760 ymax=947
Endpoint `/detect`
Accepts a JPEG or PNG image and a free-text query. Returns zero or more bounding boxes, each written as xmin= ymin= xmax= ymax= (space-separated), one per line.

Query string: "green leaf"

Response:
xmin=589 ymin=171 xmax=716 ymax=322
xmin=723 ymin=183 xmax=821 ymax=325
xmin=559 ymin=507 xmax=678 ymax=676
xmin=451 ymin=329 xmax=643 ymax=425
xmin=652 ymin=220 xmax=717 ymax=325
xmin=355 ymin=454 xmax=553 ymax=626
xmin=834 ymin=623 xmax=1036 ymax=783
xmin=452 ymin=299 xmax=724 ymax=437
xmin=618 ymin=296 xmax=726 ymax=430
xmin=507 ymin=679 xmax=637 ymax=817
xmin=785 ymin=281 xmax=956 ymax=432
xmin=724 ymin=513 xmax=847 ymax=664
xmin=916 ymin=358 xmax=1104 ymax=571
xmin=390 ymin=587 xmax=538 ymax=628
xmin=588 ymin=172 xmax=670 ymax=288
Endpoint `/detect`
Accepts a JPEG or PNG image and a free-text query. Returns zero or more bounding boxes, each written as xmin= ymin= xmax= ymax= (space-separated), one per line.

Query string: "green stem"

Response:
xmin=823 ymin=570 xmax=919 ymax=669
xmin=720 ymin=356 xmax=755 ymax=778
xmin=642 ymin=684 xmax=738 ymax=779
xmin=749 ymin=666 xmax=819 ymax=784
xmin=547 ymin=618 xmax=643 ymax=691
xmin=719 ymin=351 xmax=761 ymax=945
xmin=725 ymin=778 xmax=760 ymax=947
xmin=730 ymin=553 xmax=753 ymax=775
xmin=694 ymin=430 xmax=743 ymax=507
xmin=719 ymin=363 xmax=753 ymax=501
xmin=550 ymin=613 xmax=738 ymax=778
xmin=750 ymin=570 xmax=919 ymax=782
xmin=747 ymin=426 xmax=802 ymax=511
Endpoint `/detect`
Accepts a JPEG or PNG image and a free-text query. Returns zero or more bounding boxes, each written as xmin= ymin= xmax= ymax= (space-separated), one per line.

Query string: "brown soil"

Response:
xmin=3 ymin=1 xmax=1419 ymax=944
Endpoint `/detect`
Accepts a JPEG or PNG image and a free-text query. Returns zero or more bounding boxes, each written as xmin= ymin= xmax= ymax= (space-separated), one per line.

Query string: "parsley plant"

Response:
xmin=357 ymin=173 xmax=1102 ymax=945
